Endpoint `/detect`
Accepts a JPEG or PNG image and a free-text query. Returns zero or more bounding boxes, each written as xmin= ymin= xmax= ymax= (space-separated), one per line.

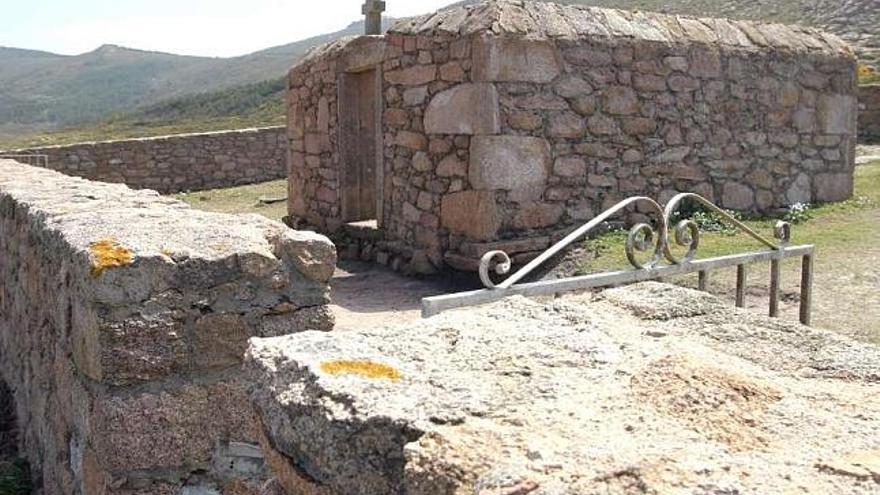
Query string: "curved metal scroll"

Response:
xmin=662 ymin=193 xmax=791 ymax=264
xmin=480 ymin=193 xmax=793 ymax=290
xmin=481 ymin=196 xmax=667 ymax=289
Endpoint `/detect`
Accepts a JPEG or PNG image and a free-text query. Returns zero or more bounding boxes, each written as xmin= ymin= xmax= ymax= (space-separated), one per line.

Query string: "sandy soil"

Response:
xmin=329 ymin=260 xmax=479 ymax=329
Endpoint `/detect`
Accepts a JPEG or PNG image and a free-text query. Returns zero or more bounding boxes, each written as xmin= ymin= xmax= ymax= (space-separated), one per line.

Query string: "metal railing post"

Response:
xmin=735 ymin=264 xmax=747 ymax=308
xmin=769 ymin=257 xmax=781 ymax=318
xmin=800 ymin=254 xmax=814 ymax=326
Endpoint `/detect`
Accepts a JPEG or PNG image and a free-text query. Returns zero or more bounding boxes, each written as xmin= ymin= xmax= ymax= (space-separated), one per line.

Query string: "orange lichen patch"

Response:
xmin=89 ymin=238 xmax=134 ymax=277
xmin=319 ymin=360 xmax=402 ymax=381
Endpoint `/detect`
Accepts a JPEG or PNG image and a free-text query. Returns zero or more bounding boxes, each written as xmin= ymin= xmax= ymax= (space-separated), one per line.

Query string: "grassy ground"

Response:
xmin=0 ymin=114 xmax=284 ymax=151
xmin=579 ymin=161 xmax=880 ymax=343
xmin=173 ymin=180 xmax=288 ymax=222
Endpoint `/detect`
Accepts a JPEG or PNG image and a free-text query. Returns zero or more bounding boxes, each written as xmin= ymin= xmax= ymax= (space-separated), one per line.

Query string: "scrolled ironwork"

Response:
xmin=774 ymin=221 xmax=792 ymax=244
xmin=662 ymin=192 xmax=784 ymax=264
xmin=625 ymin=223 xmax=662 ymax=269
xmin=669 ymin=219 xmax=701 ymax=263
xmin=478 ymin=196 xmax=666 ymax=290
xmin=479 ymin=250 xmax=511 ymax=289
xmin=478 ymin=192 xmax=796 ymax=290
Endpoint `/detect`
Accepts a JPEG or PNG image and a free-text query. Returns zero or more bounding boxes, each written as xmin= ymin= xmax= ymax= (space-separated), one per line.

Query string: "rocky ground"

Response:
xmin=247 ymin=282 xmax=880 ymax=494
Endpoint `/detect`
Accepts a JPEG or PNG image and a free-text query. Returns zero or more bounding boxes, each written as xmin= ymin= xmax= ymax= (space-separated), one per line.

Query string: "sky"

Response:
xmin=0 ymin=0 xmax=457 ymax=58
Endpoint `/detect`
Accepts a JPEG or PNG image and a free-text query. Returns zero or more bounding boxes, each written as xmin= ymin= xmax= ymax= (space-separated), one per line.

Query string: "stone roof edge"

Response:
xmin=388 ymin=0 xmax=853 ymax=57
xmin=292 ymin=35 xmax=384 ymax=70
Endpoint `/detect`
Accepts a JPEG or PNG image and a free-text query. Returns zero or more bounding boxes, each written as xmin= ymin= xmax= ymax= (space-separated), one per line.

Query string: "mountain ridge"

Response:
xmin=0 ymin=19 xmax=391 ymax=135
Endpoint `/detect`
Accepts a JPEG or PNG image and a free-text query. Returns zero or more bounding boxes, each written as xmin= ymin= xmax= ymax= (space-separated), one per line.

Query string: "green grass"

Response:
xmin=0 ymin=112 xmax=283 ymax=151
xmin=580 ymin=164 xmax=880 ymax=272
xmin=577 ymin=162 xmax=880 ymax=342
xmin=0 ymin=459 xmax=31 ymax=495
xmin=173 ymin=180 xmax=288 ymax=223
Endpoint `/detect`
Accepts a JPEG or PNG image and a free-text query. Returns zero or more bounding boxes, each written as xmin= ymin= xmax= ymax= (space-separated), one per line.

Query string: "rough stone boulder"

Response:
xmin=247 ymin=282 xmax=880 ymax=494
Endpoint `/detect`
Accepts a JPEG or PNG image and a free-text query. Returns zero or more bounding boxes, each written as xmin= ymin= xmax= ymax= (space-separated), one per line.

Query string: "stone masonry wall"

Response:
xmin=0 ymin=159 xmax=336 ymax=495
xmin=288 ymin=1 xmax=858 ymax=273
xmin=859 ymin=84 xmax=880 ymax=142
xmin=3 ymin=126 xmax=286 ymax=194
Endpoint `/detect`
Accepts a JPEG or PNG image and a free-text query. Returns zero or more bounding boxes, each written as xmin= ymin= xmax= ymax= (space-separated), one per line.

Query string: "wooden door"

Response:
xmin=339 ymin=69 xmax=380 ymax=223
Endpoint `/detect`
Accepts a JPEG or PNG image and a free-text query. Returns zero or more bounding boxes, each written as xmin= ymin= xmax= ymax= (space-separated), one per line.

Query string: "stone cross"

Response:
xmin=362 ymin=0 xmax=386 ymax=35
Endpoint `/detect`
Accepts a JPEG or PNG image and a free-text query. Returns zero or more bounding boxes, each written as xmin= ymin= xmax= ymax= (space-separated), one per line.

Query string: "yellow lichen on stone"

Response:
xmin=89 ymin=238 xmax=134 ymax=277
xmin=319 ymin=360 xmax=401 ymax=381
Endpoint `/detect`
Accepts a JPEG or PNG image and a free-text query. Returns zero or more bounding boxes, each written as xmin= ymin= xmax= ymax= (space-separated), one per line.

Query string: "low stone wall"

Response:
xmin=3 ymin=126 xmax=286 ymax=193
xmin=0 ymin=159 xmax=336 ymax=494
xmin=859 ymin=84 xmax=880 ymax=142
xmin=247 ymin=283 xmax=880 ymax=494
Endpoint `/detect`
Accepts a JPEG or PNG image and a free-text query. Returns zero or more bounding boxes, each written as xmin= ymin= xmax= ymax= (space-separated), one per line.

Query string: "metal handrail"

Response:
xmin=424 ymin=193 xmax=814 ymax=325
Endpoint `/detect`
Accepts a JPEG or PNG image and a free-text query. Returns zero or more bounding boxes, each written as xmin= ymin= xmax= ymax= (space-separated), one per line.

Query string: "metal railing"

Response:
xmin=422 ymin=193 xmax=815 ymax=325
xmin=0 ymin=154 xmax=49 ymax=167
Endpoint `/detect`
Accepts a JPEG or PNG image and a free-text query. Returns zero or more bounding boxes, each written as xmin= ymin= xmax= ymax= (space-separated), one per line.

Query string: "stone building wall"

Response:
xmin=0 ymin=159 xmax=336 ymax=495
xmin=859 ymin=84 xmax=880 ymax=141
xmin=287 ymin=1 xmax=858 ymax=272
xmin=4 ymin=126 xmax=286 ymax=194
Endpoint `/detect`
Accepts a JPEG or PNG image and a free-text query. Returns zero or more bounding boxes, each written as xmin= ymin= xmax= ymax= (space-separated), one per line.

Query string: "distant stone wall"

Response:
xmin=0 ymin=159 xmax=336 ymax=495
xmin=859 ymin=84 xmax=880 ymax=142
xmin=288 ymin=1 xmax=858 ymax=273
xmin=5 ymin=126 xmax=286 ymax=193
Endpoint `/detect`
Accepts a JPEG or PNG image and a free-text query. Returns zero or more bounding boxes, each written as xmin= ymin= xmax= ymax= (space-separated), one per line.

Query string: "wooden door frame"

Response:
xmin=337 ymin=67 xmax=384 ymax=227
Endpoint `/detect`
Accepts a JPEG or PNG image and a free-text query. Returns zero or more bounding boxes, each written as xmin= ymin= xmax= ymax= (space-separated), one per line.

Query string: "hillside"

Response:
xmin=450 ymin=0 xmax=879 ymax=65
xmin=0 ymin=78 xmax=287 ymax=150
xmin=2 ymin=0 xmax=877 ymax=149
xmin=0 ymin=19 xmax=391 ymax=136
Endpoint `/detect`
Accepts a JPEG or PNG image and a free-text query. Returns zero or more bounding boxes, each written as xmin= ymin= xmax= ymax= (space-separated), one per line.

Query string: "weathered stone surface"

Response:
xmin=435 ymin=155 xmax=467 ymax=177
xmin=548 ymin=112 xmax=585 ymax=138
xmin=472 ymin=35 xmax=562 ymax=83
xmin=603 ymin=85 xmax=639 ymax=115
xmin=721 ymin=182 xmax=755 ymax=210
xmin=553 ymin=156 xmax=587 ymax=177
xmin=814 ymin=172 xmax=853 ymax=202
xmin=469 ymin=136 xmax=551 ymax=192
xmin=459 ymin=237 xmax=551 ymax=258
xmin=0 ymin=161 xmax=335 ymax=494
xmin=512 ymin=202 xmax=564 ymax=229
xmin=786 ymin=173 xmax=812 ymax=204
xmin=440 ymin=190 xmax=501 ymax=240
xmin=818 ymin=94 xmax=856 ymax=134
xmin=5 ymin=127 xmax=286 ymax=194
xmin=248 ymin=283 xmax=880 ymax=494
xmin=424 ymin=84 xmax=501 ymax=135
xmin=384 ymin=65 xmax=437 ymax=86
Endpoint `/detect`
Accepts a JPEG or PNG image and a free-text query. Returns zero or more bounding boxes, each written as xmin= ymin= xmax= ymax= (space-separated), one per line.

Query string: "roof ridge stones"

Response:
xmin=388 ymin=0 xmax=852 ymax=56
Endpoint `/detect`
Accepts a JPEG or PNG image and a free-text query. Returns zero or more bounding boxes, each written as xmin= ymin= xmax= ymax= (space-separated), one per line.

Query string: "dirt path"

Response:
xmin=329 ymin=261 xmax=477 ymax=329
